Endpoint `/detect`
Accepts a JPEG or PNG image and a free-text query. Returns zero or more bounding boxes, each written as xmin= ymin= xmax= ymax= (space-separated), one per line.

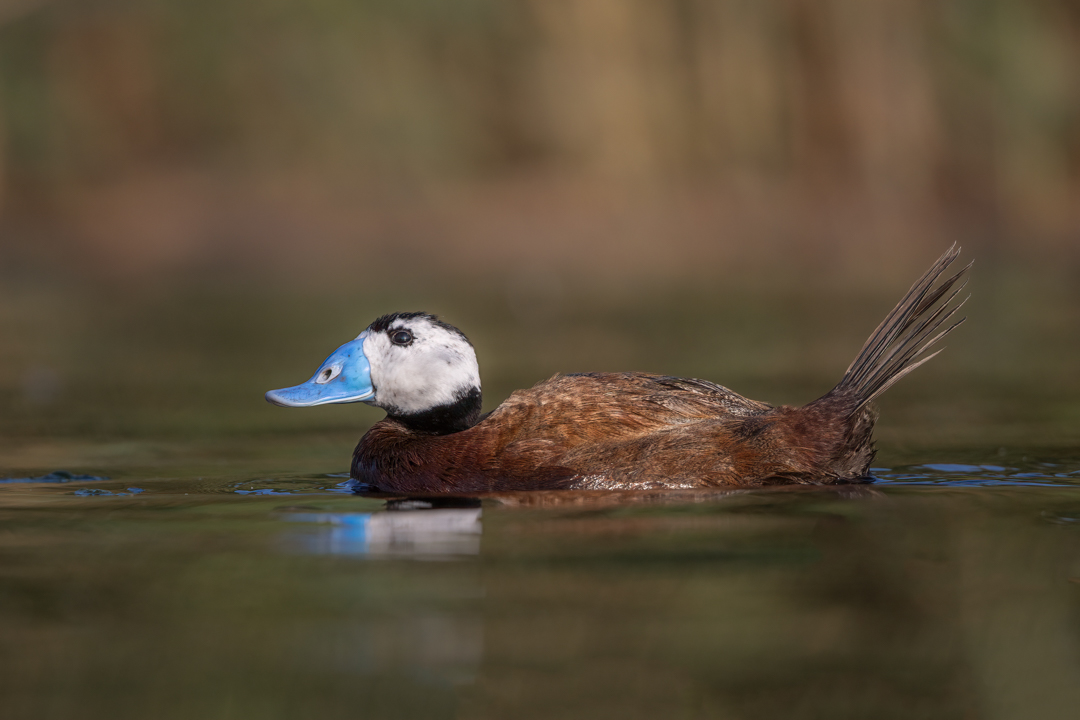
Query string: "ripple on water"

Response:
xmin=217 ymin=461 xmax=1080 ymax=496
xmin=230 ymin=475 xmax=362 ymax=496
xmin=72 ymin=488 xmax=145 ymax=497
xmin=0 ymin=471 xmax=109 ymax=484
xmin=874 ymin=460 xmax=1080 ymax=487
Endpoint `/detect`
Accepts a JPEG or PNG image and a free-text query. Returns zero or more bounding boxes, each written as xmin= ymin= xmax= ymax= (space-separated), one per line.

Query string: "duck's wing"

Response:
xmin=480 ymin=373 xmax=771 ymax=459
xmin=490 ymin=373 xmax=770 ymax=429
xmin=639 ymin=375 xmax=772 ymax=418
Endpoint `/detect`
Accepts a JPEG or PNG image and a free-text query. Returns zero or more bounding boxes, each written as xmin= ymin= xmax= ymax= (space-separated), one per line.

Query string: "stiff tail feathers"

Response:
xmin=828 ymin=244 xmax=970 ymax=411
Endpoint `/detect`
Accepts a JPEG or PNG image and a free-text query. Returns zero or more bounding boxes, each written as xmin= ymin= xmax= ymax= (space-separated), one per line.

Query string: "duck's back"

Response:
xmin=496 ymin=372 xmax=770 ymax=442
xmin=352 ymin=372 xmax=847 ymax=492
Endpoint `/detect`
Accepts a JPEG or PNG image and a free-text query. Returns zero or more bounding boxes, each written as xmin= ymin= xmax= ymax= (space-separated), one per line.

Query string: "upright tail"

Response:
xmin=790 ymin=245 xmax=969 ymax=482
xmin=827 ymin=244 xmax=970 ymax=410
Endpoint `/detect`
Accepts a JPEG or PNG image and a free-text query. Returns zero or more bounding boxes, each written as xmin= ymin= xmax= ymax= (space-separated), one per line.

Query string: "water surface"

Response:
xmin=1 ymin=280 xmax=1078 ymax=719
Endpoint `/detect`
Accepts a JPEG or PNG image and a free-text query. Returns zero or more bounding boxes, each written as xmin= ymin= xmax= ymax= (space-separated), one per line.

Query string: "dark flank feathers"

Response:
xmin=352 ymin=246 xmax=969 ymax=492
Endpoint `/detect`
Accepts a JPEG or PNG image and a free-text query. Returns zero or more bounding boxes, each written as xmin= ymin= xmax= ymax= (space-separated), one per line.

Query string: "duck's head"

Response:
xmin=266 ymin=312 xmax=482 ymax=434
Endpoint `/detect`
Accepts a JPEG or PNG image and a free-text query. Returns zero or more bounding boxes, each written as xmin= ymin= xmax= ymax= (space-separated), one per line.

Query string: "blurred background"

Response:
xmin=4 ymin=7 xmax=1079 ymax=719
xmin=0 ymin=0 xmax=1078 ymax=474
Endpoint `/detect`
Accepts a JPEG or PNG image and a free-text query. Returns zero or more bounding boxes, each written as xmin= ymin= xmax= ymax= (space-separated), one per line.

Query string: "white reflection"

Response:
xmin=285 ymin=508 xmax=482 ymax=558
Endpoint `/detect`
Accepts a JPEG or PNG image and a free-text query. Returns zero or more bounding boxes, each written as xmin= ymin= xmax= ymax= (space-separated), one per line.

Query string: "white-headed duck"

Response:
xmin=267 ymin=246 xmax=968 ymax=492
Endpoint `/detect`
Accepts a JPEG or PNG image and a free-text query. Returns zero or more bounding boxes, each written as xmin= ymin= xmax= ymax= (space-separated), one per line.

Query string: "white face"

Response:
xmin=360 ymin=315 xmax=480 ymax=415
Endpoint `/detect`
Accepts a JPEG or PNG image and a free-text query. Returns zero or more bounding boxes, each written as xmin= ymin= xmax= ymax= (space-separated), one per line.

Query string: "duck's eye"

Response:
xmin=391 ymin=329 xmax=414 ymax=346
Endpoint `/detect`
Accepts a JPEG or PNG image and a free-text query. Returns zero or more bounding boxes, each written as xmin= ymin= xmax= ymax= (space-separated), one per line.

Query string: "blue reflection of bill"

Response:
xmin=284 ymin=508 xmax=482 ymax=558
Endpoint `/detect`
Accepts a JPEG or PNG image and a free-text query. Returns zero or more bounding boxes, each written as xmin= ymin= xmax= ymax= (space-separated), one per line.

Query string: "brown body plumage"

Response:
xmin=353 ymin=373 xmax=865 ymax=491
xmin=343 ymin=247 xmax=969 ymax=493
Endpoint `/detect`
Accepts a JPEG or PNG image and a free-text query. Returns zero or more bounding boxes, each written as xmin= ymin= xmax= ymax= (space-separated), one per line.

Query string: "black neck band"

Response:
xmin=388 ymin=387 xmax=483 ymax=435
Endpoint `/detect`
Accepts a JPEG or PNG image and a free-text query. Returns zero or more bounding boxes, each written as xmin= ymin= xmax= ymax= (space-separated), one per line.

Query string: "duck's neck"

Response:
xmin=386 ymin=386 xmax=483 ymax=435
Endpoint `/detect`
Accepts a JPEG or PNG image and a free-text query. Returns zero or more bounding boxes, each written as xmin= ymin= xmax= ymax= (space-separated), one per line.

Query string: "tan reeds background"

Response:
xmin=0 ymin=0 xmax=1077 ymax=287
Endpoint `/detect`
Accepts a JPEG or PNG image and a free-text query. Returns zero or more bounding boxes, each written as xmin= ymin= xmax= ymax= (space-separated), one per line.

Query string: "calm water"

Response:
xmin=1 ymin=278 xmax=1079 ymax=719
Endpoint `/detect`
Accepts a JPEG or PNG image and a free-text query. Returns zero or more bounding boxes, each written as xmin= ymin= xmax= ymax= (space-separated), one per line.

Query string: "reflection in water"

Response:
xmin=285 ymin=508 xmax=483 ymax=557
xmin=283 ymin=507 xmax=486 ymax=686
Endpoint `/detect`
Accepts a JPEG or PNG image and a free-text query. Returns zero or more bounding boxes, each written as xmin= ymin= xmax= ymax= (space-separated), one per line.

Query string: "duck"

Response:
xmin=266 ymin=246 xmax=968 ymax=493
